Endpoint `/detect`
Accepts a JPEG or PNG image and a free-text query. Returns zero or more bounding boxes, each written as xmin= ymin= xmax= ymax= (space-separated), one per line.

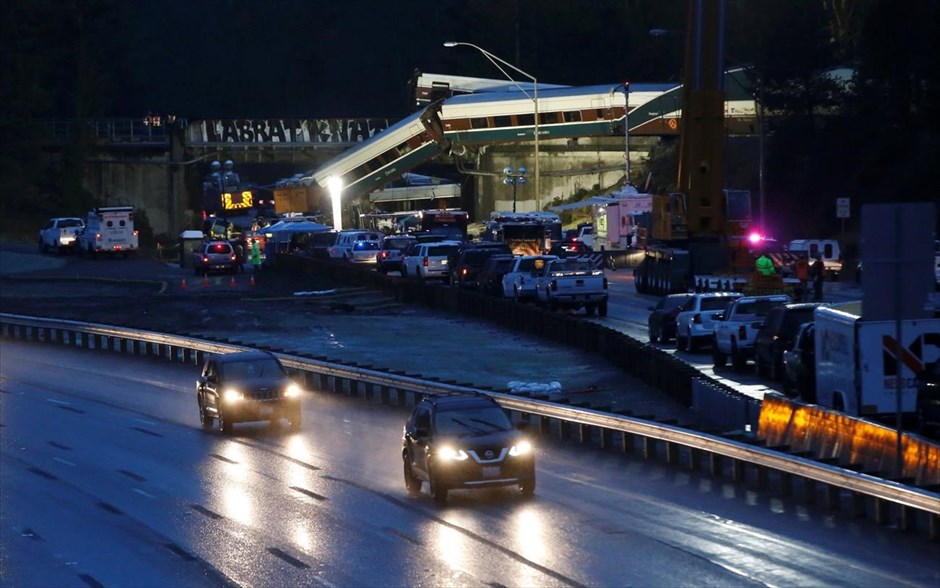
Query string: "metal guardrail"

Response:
xmin=1 ymin=312 xmax=937 ymax=539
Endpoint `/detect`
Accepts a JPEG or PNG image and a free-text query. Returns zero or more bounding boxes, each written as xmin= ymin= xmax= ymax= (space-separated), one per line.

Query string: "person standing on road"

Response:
xmin=755 ymin=252 xmax=775 ymax=276
xmin=810 ymin=254 xmax=826 ymax=301
xmin=249 ymin=239 xmax=262 ymax=273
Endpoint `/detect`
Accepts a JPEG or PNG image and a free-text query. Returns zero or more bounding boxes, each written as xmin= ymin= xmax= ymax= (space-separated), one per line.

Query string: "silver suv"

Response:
xmin=401 ymin=240 xmax=462 ymax=282
xmin=674 ymin=292 xmax=742 ymax=352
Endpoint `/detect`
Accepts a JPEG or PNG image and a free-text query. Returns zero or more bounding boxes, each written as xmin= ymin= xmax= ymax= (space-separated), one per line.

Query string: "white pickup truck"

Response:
xmin=38 ymin=217 xmax=85 ymax=254
xmin=712 ymin=294 xmax=792 ymax=371
xmin=534 ymin=257 xmax=608 ymax=316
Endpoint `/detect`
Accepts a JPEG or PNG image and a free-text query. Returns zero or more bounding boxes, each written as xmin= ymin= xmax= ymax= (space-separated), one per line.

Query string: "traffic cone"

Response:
xmin=230 ymin=275 xmax=237 ymax=287
xmin=180 ymin=277 xmax=188 ymax=289
xmin=249 ymin=274 xmax=256 ymax=287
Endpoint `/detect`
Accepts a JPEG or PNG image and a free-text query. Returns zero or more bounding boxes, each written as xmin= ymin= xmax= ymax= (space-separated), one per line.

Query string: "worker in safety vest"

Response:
xmin=755 ymin=253 xmax=775 ymax=276
xmin=794 ymin=254 xmax=810 ymax=300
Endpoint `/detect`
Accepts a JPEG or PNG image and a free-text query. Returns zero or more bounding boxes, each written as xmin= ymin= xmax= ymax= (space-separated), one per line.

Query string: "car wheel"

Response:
xmin=218 ymin=409 xmax=233 ymax=434
xmin=429 ymin=467 xmax=448 ymax=504
xmin=519 ymin=475 xmax=536 ymax=498
xmin=688 ymin=335 xmax=699 ymax=353
xmin=585 ymin=304 xmax=596 ymax=317
xmin=731 ymin=341 xmax=746 ymax=372
xmin=403 ymin=456 xmax=422 ymax=495
xmin=755 ymin=356 xmax=768 ymax=378
xmin=598 ymin=300 xmax=608 ymax=317
xmin=676 ymin=334 xmax=687 ymax=351
xmin=198 ymin=396 xmax=213 ymax=429
xmin=712 ymin=339 xmax=726 ymax=368
xmin=648 ymin=324 xmax=659 ymax=343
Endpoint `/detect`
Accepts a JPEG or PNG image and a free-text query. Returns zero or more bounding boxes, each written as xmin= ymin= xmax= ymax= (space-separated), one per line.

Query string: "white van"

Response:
xmin=786 ymin=239 xmax=842 ymax=279
xmin=78 ymin=206 xmax=139 ymax=258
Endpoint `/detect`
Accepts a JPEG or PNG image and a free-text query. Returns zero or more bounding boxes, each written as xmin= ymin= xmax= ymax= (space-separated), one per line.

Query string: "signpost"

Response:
xmin=836 ymin=197 xmax=850 ymax=243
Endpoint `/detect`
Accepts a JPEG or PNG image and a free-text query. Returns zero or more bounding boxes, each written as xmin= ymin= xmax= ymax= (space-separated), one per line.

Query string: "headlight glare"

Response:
xmin=509 ymin=440 xmax=532 ymax=456
xmin=223 ymin=388 xmax=243 ymax=403
xmin=284 ymin=383 xmax=301 ymax=398
xmin=438 ymin=446 xmax=469 ymax=461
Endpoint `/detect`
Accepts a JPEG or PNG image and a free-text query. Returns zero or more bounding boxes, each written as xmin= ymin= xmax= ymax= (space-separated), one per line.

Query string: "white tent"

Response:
xmin=263 ymin=219 xmax=331 ymax=257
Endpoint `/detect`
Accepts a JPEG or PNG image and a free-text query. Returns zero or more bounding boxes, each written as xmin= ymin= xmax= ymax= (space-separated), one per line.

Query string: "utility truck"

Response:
xmin=814 ymin=301 xmax=940 ymax=418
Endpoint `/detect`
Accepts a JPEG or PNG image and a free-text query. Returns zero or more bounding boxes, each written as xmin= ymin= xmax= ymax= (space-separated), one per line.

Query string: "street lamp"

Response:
xmin=327 ymin=175 xmax=343 ymax=231
xmin=443 ymin=41 xmax=540 ymax=210
xmin=502 ymin=166 xmax=527 ymax=212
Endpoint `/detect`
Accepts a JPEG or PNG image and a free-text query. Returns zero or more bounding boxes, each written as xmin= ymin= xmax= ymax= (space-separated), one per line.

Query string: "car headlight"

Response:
xmin=438 ymin=446 xmax=469 ymax=461
xmin=222 ymin=388 xmax=243 ymax=403
xmin=284 ymin=383 xmax=301 ymax=398
xmin=509 ymin=440 xmax=532 ymax=456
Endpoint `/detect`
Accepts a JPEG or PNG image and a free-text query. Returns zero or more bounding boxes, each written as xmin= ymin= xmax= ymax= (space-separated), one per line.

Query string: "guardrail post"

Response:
xmin=380 ymin=386 xmax=390 ymax=405
xmin=621 ymin=431 xmax=635 ymax=454
xmin=780 ymin=472 xmax=792 ymax=496
xmin=731 ymin=459 xmax=744 ymax=482
xmin=929 ymin=514 xmax=938 ymax=541
xmin=709 ymin=454 xmax=722 ymax=476
xmin=874 ymin=498 xmax=888 ymax=525
xmin=396 ymin=388 xmax=406 ymax=406
xmin=538 ymin=415 xmax=551 ymax=437
xmin=642 ymin=437 xmax=656 ymax=459
xmin=349 ymin=379 xmax=359 ymax=398
xmin=318 ymin=373 xmax=329 ymax=390
xmin=804 ymin=479 xmax=817 ymax=504
xmin=600 ymin=428 xmax=614 ymax=450
xmin=68 ymin=331 xmax=77 ymax=347
xmin=559 ymin=420 xmax=571 ymax=441
xmin=364 ymin=381 xmax=374 ymax=401
xmin=824 ymin=485 xmax=840 ymax=510
xmin=688 ymin=447 xmax=701 ymax=471
xmin=665 ymin=441 xmax=678 ymax=464
xmin=755 ymin=466 xmax=768 ymax=489
xmin=850 ymin=492 xmax=866 ymax=518
xmin=899 ymin=506 xmax=913 ymax=532
xmin=578 ymin=423 xmax=591 ymax=445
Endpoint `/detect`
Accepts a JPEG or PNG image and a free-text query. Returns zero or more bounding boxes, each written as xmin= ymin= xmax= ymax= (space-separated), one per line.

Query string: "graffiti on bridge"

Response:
xmin=193 ymin=118 xmax=392 ymax=145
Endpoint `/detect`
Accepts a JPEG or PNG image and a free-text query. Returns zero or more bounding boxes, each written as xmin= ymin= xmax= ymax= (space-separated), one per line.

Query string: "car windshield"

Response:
xmin=434 ymin=406 xmax=512 ymax=436
xmin=353 ymin=241 xmax=379 ymax=251
xmin=428 ymin=245 xmax=460 ymax=257
xmin=60 ymin=219 xmax=83 ymax=228
xmin=208 ymin=243 xmax=232 ymax=254
xmin=701 ymin=297 xmax=736 ymax=311
xmin=736 ymin=299 xmax=784 ymax=318
xmin=384 ymin=238 xmax=412 ymax=250
xmin=222 ymin=358 xmax=284 ymax=380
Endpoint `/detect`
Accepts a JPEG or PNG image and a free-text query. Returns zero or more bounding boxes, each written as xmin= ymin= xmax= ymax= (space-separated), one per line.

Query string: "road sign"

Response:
xmin=836 ymin=197 xmax=850 ymax=218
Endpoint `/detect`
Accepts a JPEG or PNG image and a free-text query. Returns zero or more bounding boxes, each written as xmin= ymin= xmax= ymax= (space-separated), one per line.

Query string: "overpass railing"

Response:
xmin=2 ymin=312 xmax=937 ymax=541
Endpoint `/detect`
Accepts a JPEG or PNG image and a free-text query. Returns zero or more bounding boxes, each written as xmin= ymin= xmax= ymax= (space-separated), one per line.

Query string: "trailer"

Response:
xmin=814 ymin=301 xmax=940 ymax=417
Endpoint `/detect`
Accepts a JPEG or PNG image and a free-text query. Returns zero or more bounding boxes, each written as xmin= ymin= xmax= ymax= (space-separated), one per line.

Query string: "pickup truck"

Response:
xmin=500 ymin=254 xmax=558 ymax=301
xmin=712 ymin=294 xmax=791 ymax=371
xmin=38 ymin=217 xmax=84 ymax=254
xmin=534 ymin=257 xmax=608 ymax=316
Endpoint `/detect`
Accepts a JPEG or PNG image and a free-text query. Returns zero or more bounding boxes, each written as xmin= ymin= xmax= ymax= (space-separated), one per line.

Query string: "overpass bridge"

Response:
xmin=42 ymin=71 xmax=757 ymax=237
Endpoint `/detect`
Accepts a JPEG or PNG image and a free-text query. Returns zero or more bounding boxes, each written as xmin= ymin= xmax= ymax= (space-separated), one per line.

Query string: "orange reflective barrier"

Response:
xmin=758 ymin=394 xmax=940 ymax=486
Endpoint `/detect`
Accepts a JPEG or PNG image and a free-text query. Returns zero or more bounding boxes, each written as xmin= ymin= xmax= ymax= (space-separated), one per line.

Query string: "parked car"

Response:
xmin=782 ymin=321 xmax=816 ymax=400
xmin=305 ymin=230 xmax=339 ymax=259
xmin=547 ymin=239 xmax=593 ymax=258
xmin=38 ymin=217 xmax=84 ymax=254
xmin=401 ymin=394 xmax=535 ymax=503
xmin=328 ymin=230 xmax=383 ymax=262
xmin=477 ymin=254 xmax=518 ymax=296
xmin=647 ymin=293 xmax=695 ymax=344
xmin=450 ymin=242 xmax=513 ymax=288
xmin=376 ymin=235 xmax=415 ymax=274
xmin=753 ymin=302 xmax=825 ymax=380
xmin=401 ymin=240 xmax=462 ymax=283
xmin=713 ymin=294 xmax=793 ymax=372
xmin=501 ymin=255 xmax=558 ymax=301
xmin=674 ymin=292 xmax=743 ymax=352
xmin=195 ymin=350 xmax=303 ymax=433
xmin=192 ymin=240 xmax=239 ymax=276
xmin=916 ymin=359 xmax=940 ymax=435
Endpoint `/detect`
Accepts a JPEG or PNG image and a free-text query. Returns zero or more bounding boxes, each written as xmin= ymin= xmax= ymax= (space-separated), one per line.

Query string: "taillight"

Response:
xmin=202 ymin=255 xmax=209 ymax=263
xmin=133 ymin=230 xmax=139 ymax=237
xmin=423 ymin=256 xmax=429 ymax=267
xmin=550 ymin=279 xmax=558 ymax=291
xmin=95 ymin=233 xmax=102 ymax=241
xmin=379 ymin=251 xmax=387 ymax=260
xmin=230 ymin=254 xmax=236 ymax=261
xmin=461 ymin=268 xmax=468 ymax=276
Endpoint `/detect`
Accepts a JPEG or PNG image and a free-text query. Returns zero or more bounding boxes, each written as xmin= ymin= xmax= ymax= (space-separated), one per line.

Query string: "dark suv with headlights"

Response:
xmin=196 ymin=351 xmax=302 ymax=433
xmin=402 ymin=394 xmax=535 ymax=503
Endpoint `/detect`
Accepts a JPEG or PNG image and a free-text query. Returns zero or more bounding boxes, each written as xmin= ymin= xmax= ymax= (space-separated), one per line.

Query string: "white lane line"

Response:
xmin=133 ymin=488 xmax=156 ymax=499
xmin=46 ymin=398 xmax=73 ymax=406
xmin=52 ymin=457 xmax=76 ymax=467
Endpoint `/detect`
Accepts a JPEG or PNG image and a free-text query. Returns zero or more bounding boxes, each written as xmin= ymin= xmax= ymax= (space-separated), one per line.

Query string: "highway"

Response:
xmin=2 ymin=340 xmax=938 ymax=587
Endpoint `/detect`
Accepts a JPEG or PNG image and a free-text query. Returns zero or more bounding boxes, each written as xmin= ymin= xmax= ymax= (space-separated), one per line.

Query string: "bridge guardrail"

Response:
xmin=2 ymin=312 xmax=937 ymax=540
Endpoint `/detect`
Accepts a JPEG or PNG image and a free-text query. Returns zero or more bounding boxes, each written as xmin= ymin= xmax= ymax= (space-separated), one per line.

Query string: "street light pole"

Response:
xmin=444 ymin=41 xmax=540 ymax=210
xmin=502 ymin=166 xmax=527 ymax=212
